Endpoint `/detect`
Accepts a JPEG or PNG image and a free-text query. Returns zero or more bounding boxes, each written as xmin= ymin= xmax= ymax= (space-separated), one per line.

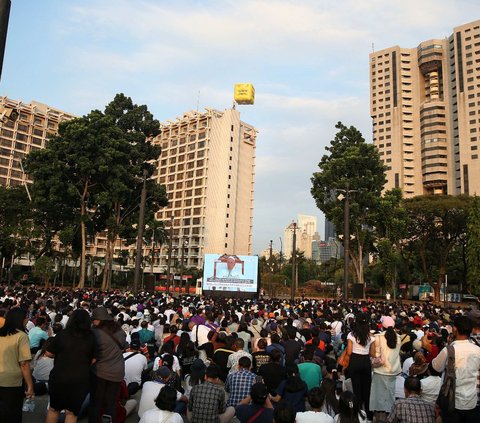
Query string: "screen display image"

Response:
xmin=203 ymin=254 xmax=258 ymax=293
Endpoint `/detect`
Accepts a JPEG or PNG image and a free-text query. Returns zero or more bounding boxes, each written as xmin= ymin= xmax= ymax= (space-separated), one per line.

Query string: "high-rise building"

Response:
xmin=370 ymin=19 xmax=480 ymax=197
xmin=0 ymin=98 xmax=257 ymax=274
xmin=0 ymin=97 xmax=75 ymax=188
xmin=324 ymin=219 xmax=336 ymax=241
xmin=152 ymin=108 xmax=257 ymax=270
xmin=298 ymin=214 xmax=317 ymax=236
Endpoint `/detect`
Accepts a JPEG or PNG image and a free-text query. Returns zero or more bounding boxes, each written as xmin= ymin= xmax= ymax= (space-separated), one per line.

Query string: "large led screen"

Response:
xmin=203 ymin=254 xmax=258 ymax=293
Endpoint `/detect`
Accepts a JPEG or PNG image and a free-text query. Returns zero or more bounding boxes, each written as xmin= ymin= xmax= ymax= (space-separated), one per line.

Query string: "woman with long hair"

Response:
xmin=0 ymin=307 xmax=33 ymax=423
xmin=369 ymin=316 xmax=401 ymax=421
xmin=89 ymin=307 xmax=127 ymax=423
xmin=45 ymin=308 xmax=96 ymax=423
xmin=344 ymin=313 xmax=373 ymax=420
xmin=176 ymin=331 xmax=192 ymax=356
xmin=320 ymin=378 xmax=339 ymax=418
xmin=178 ymin=341 xmax=198 ymax=379
xmin=139 ymin=385 xmax=183 ymax=423
xmin=270 ymin=364 xmax=308 ymax=413
xmin=334 ymin=391 xmax=367 ymax=423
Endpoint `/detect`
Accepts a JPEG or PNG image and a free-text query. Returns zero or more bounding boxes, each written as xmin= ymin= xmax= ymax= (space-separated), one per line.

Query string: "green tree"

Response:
xmin=33 ymin=255 xmax=54 ymax=287
xmin=0 ymin=186 xmax=39 ymax=279
xmin=25 ymin=110 xmax=123 ymax=287
xmin=96 ymin=94 xmax=167 ymax=290
xmin=403 ymin=195 xmax=470 ymax=301
xmin=467 ymin=196 xmax=480 ymax=295
xmin=374 ymin=188 xmax=409 ymax=299
xmin=311 ymin=122 xmax=386 ymax=286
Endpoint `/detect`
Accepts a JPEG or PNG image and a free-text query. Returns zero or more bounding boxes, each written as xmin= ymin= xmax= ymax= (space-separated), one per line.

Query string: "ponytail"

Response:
xmin=385 ymin=326 xmax=397 ymax=349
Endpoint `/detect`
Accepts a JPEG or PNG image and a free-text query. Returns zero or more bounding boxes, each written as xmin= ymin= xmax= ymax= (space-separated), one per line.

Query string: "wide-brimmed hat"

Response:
xmin=91 ymin=307 xmax=113 ymax=321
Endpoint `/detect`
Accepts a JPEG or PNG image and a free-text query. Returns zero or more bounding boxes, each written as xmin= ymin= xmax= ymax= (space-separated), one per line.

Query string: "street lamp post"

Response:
xmin=133 ymin=169 xmax=148 ymax=294
xmin=166 ymin=216 xmax=174 ymax=295
xmin=337 ymin=185 xmax=358 ymax=301
xmin=290 ymin=221 xmax=297 ymax=302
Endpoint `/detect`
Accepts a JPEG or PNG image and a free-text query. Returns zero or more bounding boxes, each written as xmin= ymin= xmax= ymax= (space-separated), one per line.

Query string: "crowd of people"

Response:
xmin=0 ymin=284 xmax=480 ymax=423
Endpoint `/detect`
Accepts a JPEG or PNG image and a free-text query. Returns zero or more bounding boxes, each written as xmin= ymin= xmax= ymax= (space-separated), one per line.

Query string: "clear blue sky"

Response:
xmin=2 ymin=0 xmax=479 ymax=253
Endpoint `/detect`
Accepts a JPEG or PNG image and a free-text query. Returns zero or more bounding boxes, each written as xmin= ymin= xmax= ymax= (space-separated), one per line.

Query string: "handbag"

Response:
xmin=337 ymin=348 xmax=350 ymax=369
xmin=436 ymin=345 xmax=456 ymax=413
xmin=371 ymin=334 xmax=385 ymax=368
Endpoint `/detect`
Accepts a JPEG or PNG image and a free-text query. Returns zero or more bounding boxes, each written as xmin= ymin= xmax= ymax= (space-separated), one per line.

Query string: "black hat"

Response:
xmin=91 ymin=307 xmax=113 ymax=321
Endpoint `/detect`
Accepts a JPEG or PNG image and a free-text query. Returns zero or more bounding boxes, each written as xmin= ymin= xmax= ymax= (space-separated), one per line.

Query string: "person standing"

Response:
xmin=432 ymin=315 xmax=480 ymax=422
xmin=89 ymin=307 xmax=127 ymax=423
xmin=345 ymin=314 xmax=374 ymax=420
xmin=45 ymin=309 xmax=96 ymax=423
xmin=369 ymin=316 xmax=401 ymax=421
xmin=0 ymin=308 xmax=33 ymax=423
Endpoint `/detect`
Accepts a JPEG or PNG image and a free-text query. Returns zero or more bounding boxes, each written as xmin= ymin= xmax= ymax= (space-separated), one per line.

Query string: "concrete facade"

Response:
xmin=370 ymin=20 xmax=480 ymax=197
xmin=152 ymin=108 xmax=257 ymax=270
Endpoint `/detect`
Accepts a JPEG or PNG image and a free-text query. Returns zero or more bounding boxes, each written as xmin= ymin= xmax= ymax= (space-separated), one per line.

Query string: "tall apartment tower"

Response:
xmin=0 ymin=96 xmax=75 ymax=188
xmin=152 ymin=108 xmax=257 ymax=270
xmin=370 ymin=20 xmax=480 ymax=197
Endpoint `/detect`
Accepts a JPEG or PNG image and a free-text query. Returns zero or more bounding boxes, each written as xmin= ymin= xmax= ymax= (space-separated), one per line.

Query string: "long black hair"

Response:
xmin=337 ymin=390 xmax=365 ymax=423
xmin=66 ymin=309 xmax=92 ymax=337
xmin=0 ymin=308 xmax=27 ymax=336
xmin=351 ymin=314 xmax=370 ymax=347
xmin=385 ymin=327 xmax=398 ymax=349
xmin=320 ymin=378 xmax=339 ymax=415
xmin=284 ymin=364 xmax=306 ymax=393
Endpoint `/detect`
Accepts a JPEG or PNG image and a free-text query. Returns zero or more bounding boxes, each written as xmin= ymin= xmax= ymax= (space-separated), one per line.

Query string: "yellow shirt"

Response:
xmin=0 ymin=330 xmax=32 ymax=387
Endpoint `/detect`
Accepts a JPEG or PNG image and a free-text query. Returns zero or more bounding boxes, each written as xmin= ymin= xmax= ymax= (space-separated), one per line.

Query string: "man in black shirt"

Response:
xmin=258 ymin=349 xmax=286 ymax=395
xmin=282 ymin=327 xmax=302 ymax=367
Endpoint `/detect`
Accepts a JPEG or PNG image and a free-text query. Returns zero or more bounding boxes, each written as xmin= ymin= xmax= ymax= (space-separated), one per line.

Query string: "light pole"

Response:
xmin=133 ymin=169 xmax=148 ymax=294
xmin=337 ymin=186 xmax=357 ymax=301
xmin=166 ymin=216 xmax=174 ymax=295
xmin=290 ymin=221 xmax=297 ymax=302
xmin=279 ymin=237 xmax=283 ymax=268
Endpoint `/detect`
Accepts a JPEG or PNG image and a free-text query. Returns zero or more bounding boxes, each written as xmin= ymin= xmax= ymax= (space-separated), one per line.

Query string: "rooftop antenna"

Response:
xmin=372 ymin=42 xmax=375 ymax=53
xmin=196 ymin=90 xmax=200 ymax=111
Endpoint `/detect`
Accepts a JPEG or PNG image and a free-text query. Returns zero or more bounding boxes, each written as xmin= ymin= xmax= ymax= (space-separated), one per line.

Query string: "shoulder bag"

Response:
xmin=436 ymin=345 xmax=456 ymax=414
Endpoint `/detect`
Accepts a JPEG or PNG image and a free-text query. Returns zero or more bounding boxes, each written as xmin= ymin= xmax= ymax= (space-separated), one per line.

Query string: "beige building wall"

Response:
xmin=370 ymin=20 xmax=480 ymax=197
xmin=0 ymin=97 xmax=75 ymax=188
xmin=153 ymin=108 xmax=256 ymax=270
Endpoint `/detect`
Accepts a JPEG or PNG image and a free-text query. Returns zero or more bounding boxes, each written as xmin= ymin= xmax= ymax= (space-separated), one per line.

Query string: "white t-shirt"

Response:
xmin=190 ymin=324 xmax=211 ymax=347
xmin=420 ymin=376 xmax=442 ymax=405
xmin=347 ymin=333 xmax=373 ymax=355
xmin=153 ymin=354 xmax=181 ymax=374
xmin=296 ymin=411 xmax=334 ymax=423
xmin=334 ymin=412 xmax=367 ymax=423
xmin=139 ymin=408 xmax=183 ymax=423
xmin=138 ymin=382 xmax=182 ymax=418
xmin=123 ymin=351 xmax=148 ymax=386
xmin=402 ymin=357 xmax=414 ymax=375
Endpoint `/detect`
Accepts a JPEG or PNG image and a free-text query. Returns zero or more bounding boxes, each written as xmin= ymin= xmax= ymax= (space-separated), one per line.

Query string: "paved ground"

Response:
xmin=24 ymin=391 xmax=142 ymax=423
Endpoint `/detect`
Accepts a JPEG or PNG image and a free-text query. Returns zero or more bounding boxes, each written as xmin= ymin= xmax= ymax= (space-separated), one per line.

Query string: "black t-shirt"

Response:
xmin=252 ymin=351 xmax=270 ymax=373
xmin=258 ymin=362 xmax=286 ymax=394
xmin=213 ymin=348 xmax=233 ymax=381
xmin=47 ymin=329 xmax=96 ymax=385
xmin=282 ymin=339 xmax=302 ymax=366
xmin=235 ymin=404 xmax=274 ymax=423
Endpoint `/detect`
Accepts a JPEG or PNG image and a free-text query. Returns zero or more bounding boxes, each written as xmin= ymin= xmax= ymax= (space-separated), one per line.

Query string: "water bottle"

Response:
xmin=22 ymin=397 xmax=36 ymax=412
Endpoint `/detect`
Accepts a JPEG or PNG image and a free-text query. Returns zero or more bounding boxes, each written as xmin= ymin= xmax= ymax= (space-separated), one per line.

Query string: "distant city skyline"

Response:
xmin=1 ymin=1 xmax=479 ymax=254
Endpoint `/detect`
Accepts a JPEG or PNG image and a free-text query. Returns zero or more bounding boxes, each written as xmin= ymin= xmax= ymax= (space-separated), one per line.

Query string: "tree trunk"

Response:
xmin=78 ymin=210 xmax=86 ymax=288
xmin=101 ymin=236 xmax=112 ymax=290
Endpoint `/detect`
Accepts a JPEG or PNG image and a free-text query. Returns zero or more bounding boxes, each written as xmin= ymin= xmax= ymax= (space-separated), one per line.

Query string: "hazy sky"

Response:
xmin=2 ymin=0 xmax=479 ymax=254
